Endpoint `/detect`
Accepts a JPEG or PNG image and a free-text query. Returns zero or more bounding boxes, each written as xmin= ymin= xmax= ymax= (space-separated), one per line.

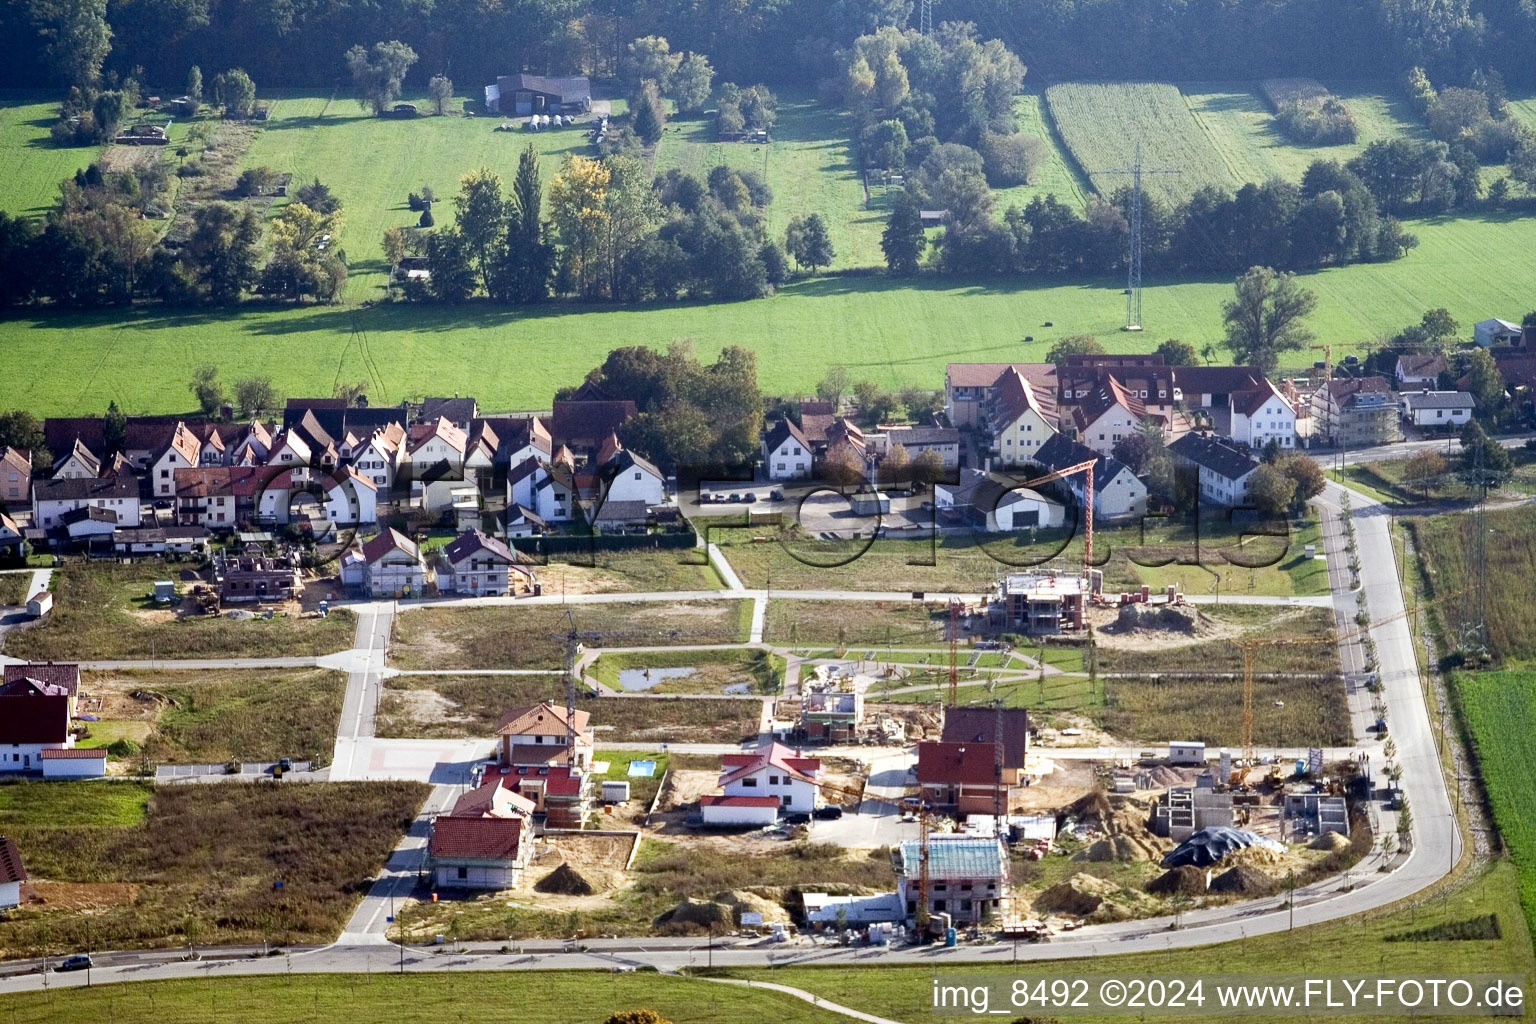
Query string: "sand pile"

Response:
xmin=534 ymin=863 xmax=595 ymax=896
xmin=1109 ymin=604 xmax=1204 ymax=635
xmin=654 ymin=897 xmax=734 ymax=929
xmin=1310 ymin=831 xmax=1351 ymax=852
xmin=1074 ymin=835 xmax=1163 ymax=862
xmin=713 ymin=889 xmax=791 ymax=925
xmin=1225 ymin=845 xmax=1285 ymax=868
xmin=1146 ymin=866 xmax=1207 ymax=896
xmin=1068 ymin=789 xmax=1113 ymax=824
xmin=1035 ymin=873 xmax=1125 ymax=917
xmin=1208 ymin=865 xmax=1276 ymax=895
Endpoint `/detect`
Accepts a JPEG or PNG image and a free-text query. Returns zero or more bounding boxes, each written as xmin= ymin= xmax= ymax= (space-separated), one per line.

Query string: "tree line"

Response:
xmin=11 ymin=0 xmax=1536 ymax=102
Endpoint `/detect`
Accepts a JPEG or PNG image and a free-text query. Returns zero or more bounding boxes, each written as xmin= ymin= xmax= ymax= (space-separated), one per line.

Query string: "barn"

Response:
xmin=484 ymin=74 xmax=591 ymax=116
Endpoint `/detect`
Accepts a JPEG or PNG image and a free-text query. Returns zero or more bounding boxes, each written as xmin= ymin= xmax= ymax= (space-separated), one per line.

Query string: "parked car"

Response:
xmin=769 ymin=489 xmax=784 ymax=502
xmin=814 ymin=805 xmax=844 ymax=820
xmin=55 ymin=955 xmax=92 ymax=972
xmin=728 ymin=493 xmax=743 ymax=503
xmin=783 ymin=811 xmax=812 ymax=825
xmin=743 ymin=492 xmax=757 ymax=503
xmin=278 ymin=757 xmax=292 ymax=772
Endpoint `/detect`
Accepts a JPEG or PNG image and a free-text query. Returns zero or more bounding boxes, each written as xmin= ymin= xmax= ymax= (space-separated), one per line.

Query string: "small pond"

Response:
xmin=617 ymin=666 xmax=696 ymax=691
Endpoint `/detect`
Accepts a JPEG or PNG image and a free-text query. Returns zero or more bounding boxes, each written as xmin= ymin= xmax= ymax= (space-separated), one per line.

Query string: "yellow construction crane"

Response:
xmin=1231 ymin=586 xmax=1467 ymax=786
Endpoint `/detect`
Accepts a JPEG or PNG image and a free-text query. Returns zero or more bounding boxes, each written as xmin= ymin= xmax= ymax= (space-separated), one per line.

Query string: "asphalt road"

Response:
xmin=329 ymin=604 xmax=393 ymax=783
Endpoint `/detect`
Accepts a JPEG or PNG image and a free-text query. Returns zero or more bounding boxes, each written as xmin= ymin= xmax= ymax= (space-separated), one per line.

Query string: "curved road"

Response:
xmin=0 ymin=483 xmax=1465 ymax=1009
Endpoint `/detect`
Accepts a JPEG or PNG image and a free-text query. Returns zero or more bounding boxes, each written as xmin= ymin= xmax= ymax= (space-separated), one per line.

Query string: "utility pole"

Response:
xmin=1095 ymin=142 xmax=1178 ymax=332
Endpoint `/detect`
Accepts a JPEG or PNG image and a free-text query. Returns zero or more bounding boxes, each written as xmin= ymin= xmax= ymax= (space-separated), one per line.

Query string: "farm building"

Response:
xmin=484 ymin=74 xmax=590 ymax=116
xmin=1395 ymin=353 xmax=1446 ymax=389
xmin=1474 ymin=318 xmax=1523 ymax=349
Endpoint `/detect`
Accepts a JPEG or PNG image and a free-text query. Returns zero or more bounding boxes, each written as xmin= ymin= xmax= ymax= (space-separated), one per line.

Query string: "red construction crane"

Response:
xmin=1015 ymin=458 xmax=1099 ymax=573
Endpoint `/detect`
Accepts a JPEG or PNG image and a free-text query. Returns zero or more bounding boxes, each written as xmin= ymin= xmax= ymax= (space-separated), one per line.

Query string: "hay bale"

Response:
xmin=1209 ymin=865 xmax=1275 ymax=895
xmin=1146 ymin=865 xmax=1207 ymax=896
xmin=1310 ymin=830 xmax=1351 ymax=852
xmin=534 ymin=862 xmax=595 ymax=896
xmin=653 ymin=897 xmax=734 ymax=929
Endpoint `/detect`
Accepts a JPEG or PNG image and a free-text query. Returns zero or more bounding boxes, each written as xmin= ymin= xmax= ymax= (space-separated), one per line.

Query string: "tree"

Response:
xmin=453 ymin=167 xmax=508 ymax=294
xmin=625 ymin=36 xmax=681 ymax=91
xmin=28 ymin=0 xmax=112 ymax=90
xmin=0 ymin=411 xmax=50 ymax=473
xmin=263 ymin=200 xmax=345 ymax=301
xmin=382 ymin=226 xmax=408 ymax=266
xmin=1155 ymin=338 xmax=1198 ymax=366
xmin=548 ymin=155 xmax=611 ymax=298
xmin=185 ymin=65 xmax=202 ymax=108
xmin=1462 ymin=347 xmax=1506 ymax=416
xmin=103 ymin=401 xmax=125 ymax=457
xmin=188 ymin=365 xmax=223 ymax=416
xmin=1221 ymin=266 xmax=1318 ymax=375
xmin=1248 ymin=463 xmax=1298 ymax=517
xmin=295 ymin=179 xmax=341 ymax=214
xmin=213 ymin=69 xmax=256 ymax=117
xmin=423 ymin=229 xmax=475 ymax=303
xmin=1402 ymin=449 xmax=1448 ymax=494
xmin=492 ymin=144 xmax=554 ymax=304
xmin=1112 ymin=432 xmax=1159 ymax=475
xmin=183 ymin=202 xmax=261 ymax=303
xmin=234 ymin=377 xmax=277 ymax=417
xmin=911 ymin=448 xmax=944 ymax=491
xmin=881 ymin=193 xmax=926 ymax=275
xmin=880 ymin=443 xmax=911 ymax=488
xmin=862 ymin=119 xmax=909 ymax=171
xmin=418 ymin=208 xmax=434 ymax=228
xmin=601 ymin=154 xmax=663 ymax=298
xmin=427 ymin=74 xmax=453 ymax=116
xmin=785 ymin=213 xmax=834 ymax=273
xmin=1459 ymin=420 xmax=1513 ymax=488
xmin=820 ymin=444 xmax=865 ymax=489
xmin=669 ymin=53 xmax=714 ymax=113
xmin=1279 ymin=455 xmax=1326 ymax=508
xmin=1045 ymin=335 xmax=1104 ymax=362
xmin=816 ymin=364 xmax=850 ymax=407
xmin=345 ymin=40 xmax=418 ymax=116
xmin=632 ymin=81 xmax=665 ymax=144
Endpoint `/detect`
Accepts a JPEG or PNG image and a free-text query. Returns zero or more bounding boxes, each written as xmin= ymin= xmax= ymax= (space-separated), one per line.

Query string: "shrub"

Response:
xmin=978 ymin=131 xmax=1045 ymax=186
xmin=418 ymin=208 xmax=434 ymax=228
xmin=1276 ymin=97 xmax=1358 ymax=144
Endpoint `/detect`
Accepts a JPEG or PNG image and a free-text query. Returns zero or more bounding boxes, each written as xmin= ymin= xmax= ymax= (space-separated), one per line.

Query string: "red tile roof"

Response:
xmin=360 ymin=527 xmax=418 ymax=564
xmin=498 ymin=702 xmax=591 ymax=737
xmin=700 ymin=795 xmax=781 ymax=808
xmin=3 ymin=663 xmax=80 ymax=696
xmin=451 ymin=776 xmax=536 ymax=819
xmin=429 ymin=816 xmax=523 ymax=861
xmin=0 ymin=837 xmax=26 ymax=884
xmin=718 ymin=742 xmax=821 ymax=788
xmin=507 ymin=764 xmax=584 ymax=796
xmin=39 ymin=748 xmax=106 ymax=759
xmin=916 ymin=741 xmax=1004 ymax=786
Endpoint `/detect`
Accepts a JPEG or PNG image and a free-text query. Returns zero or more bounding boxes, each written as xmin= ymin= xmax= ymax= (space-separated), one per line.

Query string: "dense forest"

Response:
xmin=5 ymin=0 xmax=1534 ymax=94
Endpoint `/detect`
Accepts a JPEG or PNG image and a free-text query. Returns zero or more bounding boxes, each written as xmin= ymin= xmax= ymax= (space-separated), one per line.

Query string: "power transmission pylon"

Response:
xmin=1461 ymin=441 xmax=1490 ymax=661
xmin=1096 ymin=142 xmax=1178 ymax=332
xmin=919 ymin=0 xmax=939 ymax=36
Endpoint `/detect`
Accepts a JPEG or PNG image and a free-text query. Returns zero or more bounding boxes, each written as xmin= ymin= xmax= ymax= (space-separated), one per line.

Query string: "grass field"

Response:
xmin=377 ymin=674 xmax=763 ymax=744
xmin=0 ymin=93 xmax=98 ymax=218
xmin=589 ymin=648 xmax=784 ymax=694
xmin=871 ymin=671 xmax=1099 ymax=712
xmin=1181 ymin=81 xmax=1430 ymax=187
xmin=0 ymin=572 xmax=31 ymax=605
xmin=0 ymin=563 xmax=355 ymax=660
xmin=107 ymin=668 xmax=346 ymax=765
xmin=1455 ymin=668 xmax=1536 ymax=935
xmin=763 ymin=599 xmax=947 ymax=646
xmin=389 ymin=600 xmax=749 ymax=671
xmin=0 ymin=779 xmax=151 ymax=828
xmin=7 ymin=203 xmax=1536 ymax=416
xmin=992 ymin=91 xmax=1092 ymax=211
xmin=1407 ymin=505 xmax=1536 ymax=662
xmin=1045 ymin=83 xmax=1235 ymax=205
xmin=0 ymin=781 xmax=425 ymax=956
xmin=531 ymin=546 xmax=722 ymax=594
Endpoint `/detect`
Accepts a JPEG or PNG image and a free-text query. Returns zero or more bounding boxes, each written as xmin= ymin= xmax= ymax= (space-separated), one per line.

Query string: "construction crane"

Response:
xmin=1014 ymin=458 xmax=1099 ymax=573
xmin=1230 ymin=586 xmax=1469 ymax=786
xmin=1309 ymin=343 xmax=1334 ymax=445
xmin=947 ymin=600 xmax=960 ymax=705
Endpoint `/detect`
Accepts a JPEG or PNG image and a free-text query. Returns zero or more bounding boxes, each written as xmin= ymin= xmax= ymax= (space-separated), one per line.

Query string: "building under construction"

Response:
xmin=990 ymin=572 xmax=1088 ymax=633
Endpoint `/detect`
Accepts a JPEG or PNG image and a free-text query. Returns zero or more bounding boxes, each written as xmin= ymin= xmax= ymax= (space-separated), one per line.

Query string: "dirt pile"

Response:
xmin=535 ymin=863 xmax=595 ymax=896
xmin=1034 ymin=873 xmax=1150 ymax=922
xmin=654 ymin=897 xmax=735 ymax=930
xmin=713 ymin=889 xmax=791 ymax=925
xmin=1074 ymin=835 xmax=1163 ymax=862
xmin=1209 ymin=865 xmax=1275 ymax=895
xmin=1225 ymin=845 xmax=1285 ymax=868
xmin=1108 ymin=604 xmax=1205 ymax=635
xmin=1146 ymin=866 xmax=1207 ymax=896
xmin=1068 ymin=789 xmax=1113 ymax=824
xmin=1310 ymin=831 xmax=1351 ymax=852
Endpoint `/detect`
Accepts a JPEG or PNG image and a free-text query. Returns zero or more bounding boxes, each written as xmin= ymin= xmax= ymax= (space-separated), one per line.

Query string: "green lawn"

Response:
xmin=1456 ymin=668 xmax=1536 ymax=936
xmin=0 ymin=974 xmax=853 ymax=1024
xmin=992 ymin=91 xmax=1092 ymax=212
xmin=1180 ymin=80 xmax=1430 ymax=187
xmin=0 ymin=779 xmax=152 ymax=828
xmin=871 ymin=671 xmax=1099 ymax=712
xmin=0 ymin=563 xmax=355 ymax=660
xmin=5 ymin=207 xmax=1536 ymax=415
xmin=240 ymin=90 xmax=604 ymax=298
xmin=0 ymin=92 xmax=98 ymax=218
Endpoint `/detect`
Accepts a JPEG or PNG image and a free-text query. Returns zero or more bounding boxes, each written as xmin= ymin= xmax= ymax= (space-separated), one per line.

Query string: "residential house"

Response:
xmin=213 ymin=548 xmax=304 ymax=604
xmin=113 ymin=525 xmax=208 ymax=558
xmin=359 ymin=528 xmax=428 ymax=597
xmin=463 ymin=421 xmax=499 ymax=492
xmin=798 ymin=688 xmax=864 ymax=742
xmin=1395 ymin=353 xmax=1447 ymax=389
xmin=420 ymin=396 xmax=479 ymax=432
xmin=185 ymin=422 xmax=227 ymax=466
xmin=550 ymin=400 xmax=636 ymax=457
xmin=763 ymin=418 xmax=813 ymax=480
xmin=1061 ymin=354 xmax=1178 ymax=420
xmin=797 ymin=400 xmax=838 ymax=450
xmin=1065 ymin=373 xmax=1145 ymax=457
xmin=0 ymin=668 xmax=77 ymax=770
xmin=174 ymin=466 xmax=262 ymax=529
xmin=0 ymin=837 xmax=24 ymax=909
xmin=1228 ymin=379 xmax=1299 ymax=450
xmin=706 ymin=741 xmax=821 ymax=819
xmin=500 ymin=763 xmax=588 ymax=828
xmin=993 ymin=572 xmax=1086 ymax=633
xmin=1400 ymin=390 xmax=1476 ymax=430
xmin=869 ymin=425 xmax=961 ymax=469
xmin=506 ymin=457 xmax=542 ymax=512
xmin=1474 ymin=318 xmax=1524 ymax=349
xmin=505 ymin=503 xmax=547 ymax=538
xmin=428 ymin=815 xmax=531 ymax=890
xmin=934 ymin=469 xmax=1066 ymax=532
xmin=266 ymin=430 xmax=312 ymax=470
xmin=33 ymin=476 xmax=140 ymax=530
xmin=484 ymin=73 xmax=591 ymax=116
xmin=2 ymin=663 xmax=81 ymax=717
xmin=1030 ymin=434 xmax=1147 ymax=521
xmin=893 ymin=833 xmax=1008 ymax=923
xmin=227 ymin=421 xmax=275 ymax=466
xmin=918 ymin=707 xmax=1031 ymax=816
xmin=452 ymin=773 xmax=537 ymax=820
xmin=42 ymin=418 xmax=107 ymax=468
xmin=1169 ymin=433 xmax=1261 ymax=507
xmin=1168 ymin=365 xmax=1265 ymax=413
xmin=497 ymin=702 xmax=594 ymax=771
xmin=942 ymin=706 xmax=1030 ymax=773
xmin=987 ymin=368 xmax=1058 ymax=467
xmin=944 ymin=363 xmax=1057 ymax=431
xmin=0 ymin=514 xmax=23 ymax=554
xmin=482 ymin=416 xmax=552 ymax=475
xmin=599 ymin=449 xmax=665 ymax=508
xmin=50 ymin=439 xmax=99 ymax=481
xmin=406 ymin=417 xmax=470 ymax=511
xmin=1311 ymin=377 xmax=1403 ymax=447
xmin=0 ymin=448 xmax=29 ymax=509
xmin=353 ymin=422 xmax=407 ymax=496
xmin=533 ymin=457 xmax=578 ymax=523
xmin=439 ymin=530 xmax=533 ymax=596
